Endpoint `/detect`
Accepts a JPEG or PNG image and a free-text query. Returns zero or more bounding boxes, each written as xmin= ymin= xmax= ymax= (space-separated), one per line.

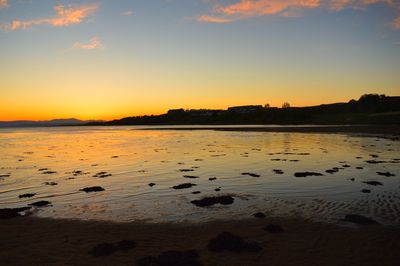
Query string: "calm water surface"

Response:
xmin=0 ymin=126 xmax=399 ymax=224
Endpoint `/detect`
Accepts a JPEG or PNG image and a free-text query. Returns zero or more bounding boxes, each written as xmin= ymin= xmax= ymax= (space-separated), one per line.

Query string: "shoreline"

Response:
xmin=1 ymin=215 xmax=399 ymax=265
xmin=139 ymin=125 xmax=400 ymax=137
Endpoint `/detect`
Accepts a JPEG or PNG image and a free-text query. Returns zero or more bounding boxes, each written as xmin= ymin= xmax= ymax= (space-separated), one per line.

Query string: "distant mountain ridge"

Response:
xmin=2 ymin=94 xmax=399 ymax=127
xmin=0 ymin=118 xmax=104 ymax=128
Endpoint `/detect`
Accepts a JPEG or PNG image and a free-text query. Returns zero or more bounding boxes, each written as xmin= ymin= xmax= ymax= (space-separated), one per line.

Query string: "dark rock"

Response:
xmin=377 ymin=171 xmax=395 ymax=177
xmin=44 ymin=181 xmax=57 ymax=186
xmin=183 ymin=175 xmax=199 ymax=179
xmin=80 ymin=186 xmax=105 ymax=193
xmin=0 ymin=174 xmax=10 ymax=178
xmin=191 ymin=196 xmax=234 ymax=207
xmin=117 ymin=240 xmax=136 ymax=251
xmin=42 ymin=171 xmax=57 ymax=174
xmin=253 ymin=212 xmax=266 ymax=218
xmin=273 ymin=169 xmax=284 ymax=174
xmin=172 ymin=183 xmax=196 ymax=190
xmin=342 ymin=164 xmax=351 ymax=168
xmin=342 ymin=214 xmax=379 ymax=225
xmin=93 ymin=171 xmax=112 ymax=178
xmin=192 ymin=191 xmax=201 ymax=194
xmin=19 ymin=193 xmax=36 ymax=198
xmin=89 ymin=240 xmax=136 ymax=257
xmin=208 ymin=177 xmax=217 ymax=181
xmin=0 ymin=207 xmax=31 ymax=219
xmin=264 ymin=224 xmax=284 ymax=233
xmin=88 ymin=243 xmax=116 ymax=257
xmin=137 ymin=250 xmax=201 ymax=266
xmin=325 ymin=169 xmax=338 ymax=174
xmin=29 ymin=200 xmax=51 ymax=207
xmin=363 ymin=181 xmax=383 ymax=186
xmin=294 ymin=172 xmax=323 ymax=177
xmin=179 ymin=169 xmax=194 ymax=172
xmin=365 ymin=160 xmax=386 ymax=164
xmin=72 ymin=170 xmax=89 ymax=176
xmin=215 ymin=187 xmax=221 ymax=192
xmin=207 ymin=232 xmax=261 ymax=252
xmin=38 ymin=168 xmax=48 ymax=171
xmin=349 ymin=178 xmax=355 ymax=181
xmin=361 ymin=189 xmax=371 ymax=193
xmin=241 ymin=172 xmax=260 ymax=177
xmin=148 ymin=183 xmax=156 ymax=187
xmin=356 ymin=167 xmax=363 ymax=170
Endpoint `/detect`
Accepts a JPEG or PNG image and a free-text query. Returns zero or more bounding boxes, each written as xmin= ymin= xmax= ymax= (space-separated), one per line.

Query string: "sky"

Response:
xmin=0 ymin=0 xmax=400 ymax=121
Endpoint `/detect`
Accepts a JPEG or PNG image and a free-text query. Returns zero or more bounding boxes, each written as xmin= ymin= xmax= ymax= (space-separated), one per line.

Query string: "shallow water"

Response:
xmin=0 ymin=126 xmax=399 ymax=224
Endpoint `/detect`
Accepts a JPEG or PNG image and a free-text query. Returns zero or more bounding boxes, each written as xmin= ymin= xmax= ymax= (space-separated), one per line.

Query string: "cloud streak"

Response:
xmin=121 ymin=10 xmax=133 ymax=16
xmin=329 ymin=0 xmax=394 ymax=11
xmin=0 ymin=0 xmax=8 ymax=9
xmin=1 ymin=3 xmax=99 ymax=31
xmin=197 ymin=15 xmax=233 ymax=23
xmin=198 ymin=0 xmax=400 ymax=29
xmin=72 ymin=37 xmax=103 ymax=50
xmin=392 ymin=16 xmax=400 ymax=29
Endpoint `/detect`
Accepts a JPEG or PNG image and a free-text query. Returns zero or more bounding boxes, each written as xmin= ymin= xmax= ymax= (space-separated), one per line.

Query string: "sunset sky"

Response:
xmin=1 ymin=0 xmax=400 ymax=121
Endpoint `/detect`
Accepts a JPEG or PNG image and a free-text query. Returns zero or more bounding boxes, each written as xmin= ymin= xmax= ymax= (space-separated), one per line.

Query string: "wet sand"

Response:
xmin=141 ymin=125 xmax=400 ymax=137
xmin=1 ymin=216 xmax=399 ymax=265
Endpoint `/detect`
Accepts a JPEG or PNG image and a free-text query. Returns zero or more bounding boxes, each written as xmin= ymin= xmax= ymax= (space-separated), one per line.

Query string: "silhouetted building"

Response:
xmin=228 ymin=105 xmax=264 ymax=114
xmin=167 ymin=109 xmax=185 ymax=115
xmin=187 ymin=109 xmax=220 ymax=117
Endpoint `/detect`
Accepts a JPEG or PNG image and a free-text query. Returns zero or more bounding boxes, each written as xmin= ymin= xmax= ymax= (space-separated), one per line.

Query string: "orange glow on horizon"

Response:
xmin=0 ymin=96 xmax=360 ymax=121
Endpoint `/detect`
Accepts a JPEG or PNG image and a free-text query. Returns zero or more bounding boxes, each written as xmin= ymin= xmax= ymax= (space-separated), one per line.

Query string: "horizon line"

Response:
xmin=1 ymin=93 xmax=398 ymax=122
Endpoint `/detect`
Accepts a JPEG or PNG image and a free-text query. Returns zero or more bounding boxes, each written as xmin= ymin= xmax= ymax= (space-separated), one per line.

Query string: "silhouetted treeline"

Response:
xmin=87 ymin=94 xmax=400 ymax=126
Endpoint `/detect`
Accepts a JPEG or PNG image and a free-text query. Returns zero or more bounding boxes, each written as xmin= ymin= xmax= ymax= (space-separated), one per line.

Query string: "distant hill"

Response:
xmin=88 ymin=94 xmax=400 ymax=126
xmin=2 ymin=94 xmax=399 ymax=128
xmin=0 ymin=119 xmax=104 ymax=128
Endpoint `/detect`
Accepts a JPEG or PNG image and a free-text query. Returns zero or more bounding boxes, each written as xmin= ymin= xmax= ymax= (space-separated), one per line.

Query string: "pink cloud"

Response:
xmin=198 ymin=0 xmax=400 ymax=30
xmin=214 ymin=0 xmax=320 ymax=17
xmin=197 ymin=0 xmax=321 ymax=22
xmin=330 ymin=0 xmax=394 ymax=11
xmin=1 ymin=3 xmax=99 ymax=31
xmin=0 ymin=0 xmax=8 ymax=9
xmin=72 ymin=37 xmax=103 ymax=50
xmin=197 ymin=15 xmax=233 ymax=23
xmin=392 ymin=15 xmax=400 ymax=29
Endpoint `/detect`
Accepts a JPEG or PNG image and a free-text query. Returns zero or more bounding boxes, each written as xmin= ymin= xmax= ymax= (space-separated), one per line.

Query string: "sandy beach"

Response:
xmin=1 ymin=216 xmax=399 ymax=265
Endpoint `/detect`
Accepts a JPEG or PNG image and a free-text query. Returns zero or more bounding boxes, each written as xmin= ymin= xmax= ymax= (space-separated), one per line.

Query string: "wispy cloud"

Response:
xmin=0 ymin=0 xmax=9 ymax=9
xmin=392 ymin=15 xmax=400 ymax=29
xmin=197 ymin=15 xmax=233 ymax=23
xmin=197 ymin=0 xmax=400 ymax=29
xmin=329 ymin=0 xmax=394 ymax=11
xmin=197 ymin=0 xmax=321 ymax=22
xmin=121 ymin=10 xmax=133 ymax=16
xmin=1 ymin=3 xmax=99 ymax=31
xmin=72 ymin=37 xmax=103 ymax=50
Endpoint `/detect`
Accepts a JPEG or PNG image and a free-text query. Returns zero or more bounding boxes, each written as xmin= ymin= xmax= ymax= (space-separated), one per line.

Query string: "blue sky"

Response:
xmin=0 ymin=0 xmax=399 ymax=120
